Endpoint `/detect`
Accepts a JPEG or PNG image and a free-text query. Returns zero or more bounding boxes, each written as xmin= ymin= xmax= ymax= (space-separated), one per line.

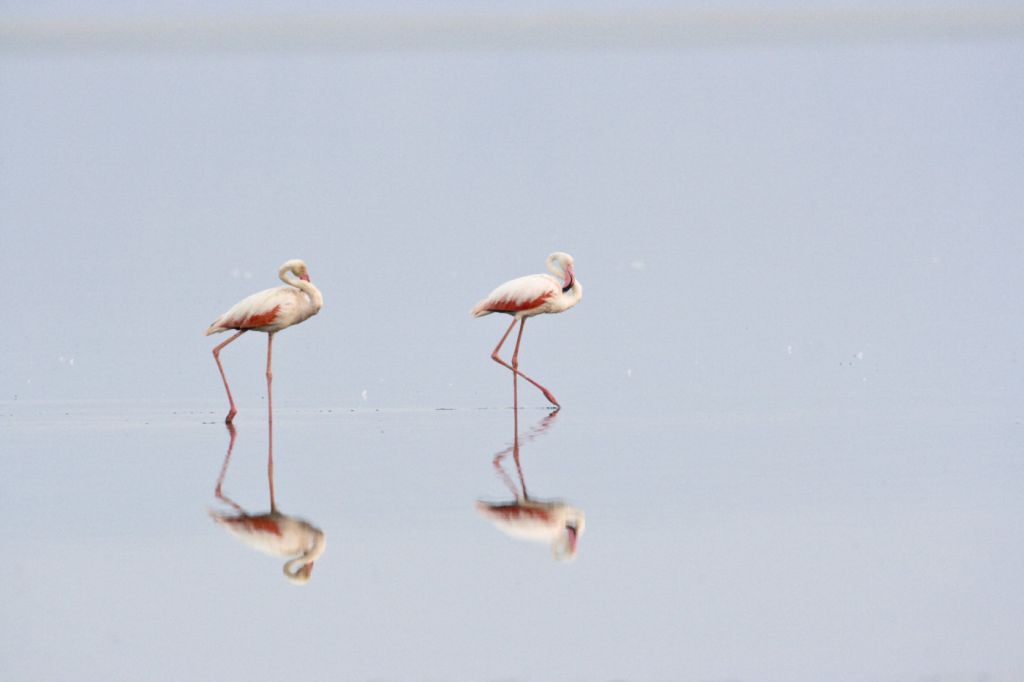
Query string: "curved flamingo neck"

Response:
xmin=282 ymin=529 xmax=326 ymax=584
xmin=546 ymin=254 xmax=566 ymax=280
xmin=279 ymin=267 xmax=324 ymax=313
xmin=546 ymin=254 xmax=576 ymax=292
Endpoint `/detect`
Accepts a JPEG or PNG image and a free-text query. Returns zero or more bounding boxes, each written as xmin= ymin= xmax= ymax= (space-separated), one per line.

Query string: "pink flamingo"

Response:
xmin=471 ymin=252 xmax=582 ymax=408
xmin=205 ymin=259 xmax=323 ymax=424
xmin=210 ymin=424 xmax=326 ymax=585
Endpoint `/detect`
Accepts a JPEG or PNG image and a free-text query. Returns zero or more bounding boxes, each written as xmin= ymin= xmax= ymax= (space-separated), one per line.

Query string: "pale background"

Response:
xmin=2 ymin=3 xmax=1022 ymax=681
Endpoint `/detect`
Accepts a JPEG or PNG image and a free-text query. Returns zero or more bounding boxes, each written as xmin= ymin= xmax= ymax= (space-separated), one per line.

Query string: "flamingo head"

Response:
xmin=282 ymin=528 xmax=325 ymax=585
xmin=552 ymin=515 xmax=585 ymax=561
xmin=283 ymin=559 xmax=316 ymax=585
xmin=547 ymin=252 xmax=576 ymax=289
xmin=280 ymin=259 xmax=311 ymax=283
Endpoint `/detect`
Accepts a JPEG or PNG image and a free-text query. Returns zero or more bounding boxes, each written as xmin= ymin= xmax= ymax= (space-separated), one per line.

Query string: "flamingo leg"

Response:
xmin=212 ymin=330 xmax=247 ymax=424
xmin=493 ymin=409 xmax=557 ymax=499
xmin=214 ymin=423 xmax=246 ymax=513
xmin=491 ymin=403 xmax=520 ymax=496
xmin=491 ymin=317 xmax=518 ymax=362
xmin=511 ymin=405 xmax=530 ymax=500
xmin=492 ymin=451 xmax=519 ymax=498
xmin=490 ymin=317 xmax=560 ymax=408
xmin=492 ymin=408 xmax=531 ymax=500
xmin=512 ymin=335 xmax=520 ymax=411
xmin=266 ymin=332 xmax=276 ymax=512
xmin=511 ymin=318 xmax=528 ymax=410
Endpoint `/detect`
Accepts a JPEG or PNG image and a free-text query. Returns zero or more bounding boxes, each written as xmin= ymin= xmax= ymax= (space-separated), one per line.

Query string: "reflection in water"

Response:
xmin=476 ymin=410 xmax=586 ymax=561
xmin=209 ymin=424 xmax=326 ymax=585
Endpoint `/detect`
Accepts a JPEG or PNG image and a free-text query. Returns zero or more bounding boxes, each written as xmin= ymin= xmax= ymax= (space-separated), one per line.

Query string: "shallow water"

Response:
xmin=2 ymin=398 xmax=1020 ymax=681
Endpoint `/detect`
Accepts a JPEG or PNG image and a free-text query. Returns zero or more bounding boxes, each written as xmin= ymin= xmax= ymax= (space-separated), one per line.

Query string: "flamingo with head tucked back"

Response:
xmin=472 ymin=252 xmax=582 ymax=409
xmin=206 ymin=259 xmax=323 ymax=424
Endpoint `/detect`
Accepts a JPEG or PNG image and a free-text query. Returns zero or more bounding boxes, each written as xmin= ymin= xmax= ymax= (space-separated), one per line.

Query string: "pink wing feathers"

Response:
xmin=475 ymin=502 xmax=554 ymax=523
xmin=471 ymin=274 xmax=559 ymax=317
xmin=212 ymin=514 xmax=283 ymax=537
xmin=205 ymin=287 xmax=286 ymax=335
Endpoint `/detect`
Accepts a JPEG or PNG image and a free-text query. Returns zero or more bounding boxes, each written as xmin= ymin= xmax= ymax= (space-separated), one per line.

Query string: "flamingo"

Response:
xmin=210 ymin=424 xmax=326 ymax=585
xmin=476 ymin=411 xmax=585 ymax=560
xmin=471 ymin=252 xmax=582 ymax=409
xmin=206 ymin=259 xmax=323 ymax=424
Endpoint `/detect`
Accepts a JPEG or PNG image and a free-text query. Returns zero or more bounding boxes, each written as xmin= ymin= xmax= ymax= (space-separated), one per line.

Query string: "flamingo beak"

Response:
xmin=563 ymin=265 xmax=574 ymax=289
xmin=566 ymin=525 xmax=579 ymax=555
xmin=303 ymin=562 xmax=315 ymax=578
xmin=300 ymin=272 xmax=311 ymax=282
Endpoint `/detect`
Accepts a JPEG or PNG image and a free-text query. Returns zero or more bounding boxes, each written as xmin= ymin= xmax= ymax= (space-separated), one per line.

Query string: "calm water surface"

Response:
xmin=2 ymin=398 xmax=1020 ymax=681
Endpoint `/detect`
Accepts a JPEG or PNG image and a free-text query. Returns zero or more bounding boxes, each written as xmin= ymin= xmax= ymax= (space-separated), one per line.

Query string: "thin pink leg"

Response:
xmin=490 ymin=317 xmax=560 ymax=408
xmin=266 ymin=332 xmax=276 ymax=512
xmin=212 ymin=330 xmax=246 ymax=423
xmin=492 ymin=451 xmax=519 ymax=498
xmin=511 ymin=406 xmax=529 ymax=500
xmin=513 ymin=383 xmax=520 ymax=437
xmin=213 ymin=423 xmax=246 ymax=513
xmin=492 ymin=408 xmax=529 ymax=500
xmin=512 ymin=328 xmax=521 ymax=412
xmin=492 ymin=400 xmax=520 ymax=497
xmin=491 ymin=317 xmax=518 ymax=363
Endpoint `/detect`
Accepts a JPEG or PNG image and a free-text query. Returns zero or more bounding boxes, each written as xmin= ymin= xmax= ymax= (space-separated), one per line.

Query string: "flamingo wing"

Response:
xmin=205 ymin=287 xmax=290 ymax=334
xmin=212 ymin=514 xmax=283 ymax=537
xmin=475 ymin=501 xmax=563 ymax=544
xmin=211 ymin=512 xmax=320 ymax=557
xmin=472 ymin=274 xmax=559 ymax=317
xmin=475 ymin=501 xmax=554 ymax=523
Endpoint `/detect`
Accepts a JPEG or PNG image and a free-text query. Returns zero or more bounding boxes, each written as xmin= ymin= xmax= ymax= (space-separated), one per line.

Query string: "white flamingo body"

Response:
xmin=472 ymin=254 xmax=582 ymax=319
xmin=206 ymin=283 xmax=321 ymax=335
xmin=210 ymin=510 xmax=326 ymax=584
xmin=476 ymin=500 xmax=585 ymax=560
xmin=472 ymin=272 xmax=581 ymax=319
xmin=472 ymin=252 xmax=582 ymax=408
xmin=206 ymin=259 xmax=322 ymax=424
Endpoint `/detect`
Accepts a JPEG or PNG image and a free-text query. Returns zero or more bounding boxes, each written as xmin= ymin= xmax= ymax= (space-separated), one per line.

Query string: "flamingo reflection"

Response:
xmin=476 ymin=410 xmax=586 ymax=560
xmin=209 ymin=424 xmax=325 ymax=584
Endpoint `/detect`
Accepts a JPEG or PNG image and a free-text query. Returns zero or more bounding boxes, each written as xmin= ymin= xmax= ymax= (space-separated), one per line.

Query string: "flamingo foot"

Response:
xmin=225 ymin=409 xmax=237 ymax=424
xmin=541 ymin=389 xmax=560 ymax=408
